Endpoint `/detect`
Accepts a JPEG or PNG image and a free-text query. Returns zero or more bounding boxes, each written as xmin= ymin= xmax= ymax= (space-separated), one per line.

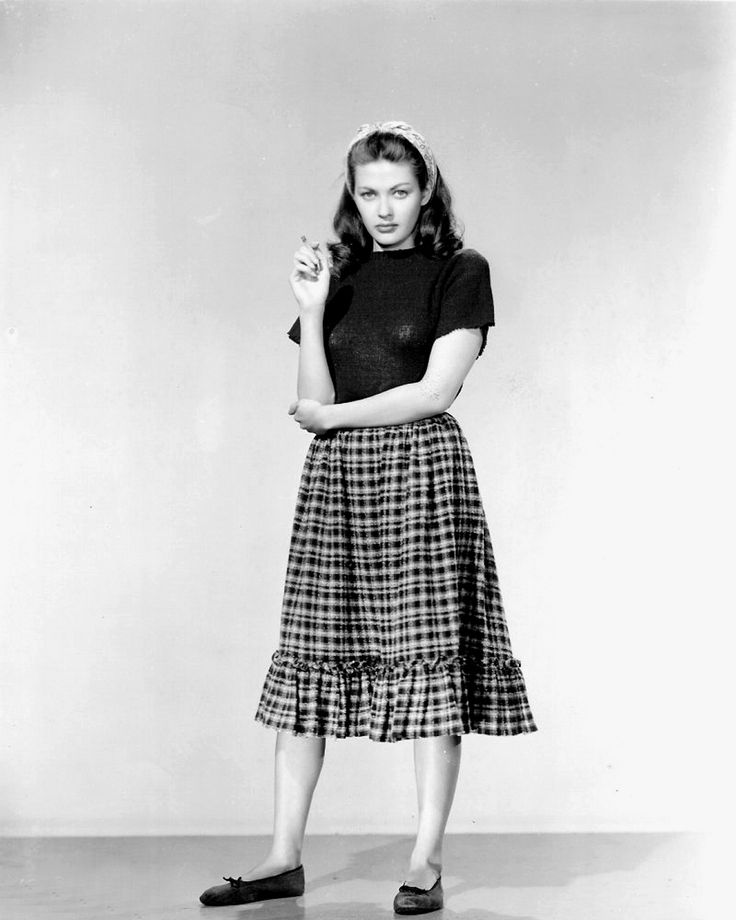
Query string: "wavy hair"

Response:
xmin=328 ymin=131 xmax=463 ymax=279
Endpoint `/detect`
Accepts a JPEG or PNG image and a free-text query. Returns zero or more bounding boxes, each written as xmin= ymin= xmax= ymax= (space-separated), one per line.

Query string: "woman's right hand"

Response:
xmin=289 ymin=239 xmax=330 ymax=312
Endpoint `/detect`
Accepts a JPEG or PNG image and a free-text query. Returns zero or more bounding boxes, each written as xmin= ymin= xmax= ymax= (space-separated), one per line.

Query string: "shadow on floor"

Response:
xmin=0 ymin=833 xmax=689 ymax=920
xmin=292 ymin=832 xmax=673 ymax=920
xmin=229 ymin=901 xmax=539 ymax=920
xmin=304 ymin=830 xmax=671 ymax=887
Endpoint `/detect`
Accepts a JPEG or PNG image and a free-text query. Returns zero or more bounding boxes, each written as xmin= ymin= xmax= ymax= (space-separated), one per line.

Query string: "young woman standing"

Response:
xmin=200 ymin=121 xmax=536 ymax=915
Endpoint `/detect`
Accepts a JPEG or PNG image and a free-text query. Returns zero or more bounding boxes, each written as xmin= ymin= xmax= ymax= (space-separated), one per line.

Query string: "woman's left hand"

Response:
xmin=288 ymin=398 xmax=331 ymax=435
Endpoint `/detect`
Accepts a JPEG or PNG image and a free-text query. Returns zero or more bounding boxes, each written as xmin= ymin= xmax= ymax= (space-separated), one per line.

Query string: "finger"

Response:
xmin=300 ymin=237 xmax=323 ymax=271
xmin=297 ymin=243 xmax=319 ymax=260
xmin=292 ymin=266 xmax=318 ymax=285
xmin=299 ymin=238 xmax=320 ymax=268
xmin=294 ymin=254 xmax=319 ymax=279
xmin=311 ymin=241 xmax=324 ymax=271
xmin=295 ymin=253 xmax=319 ymax=273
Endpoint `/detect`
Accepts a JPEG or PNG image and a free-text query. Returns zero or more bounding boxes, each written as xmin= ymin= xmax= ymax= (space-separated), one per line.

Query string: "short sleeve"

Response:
xmin=287 ymin=316 xmax=301 ymax=344
xmin=434 ymin=249 xmax=495 ymax=356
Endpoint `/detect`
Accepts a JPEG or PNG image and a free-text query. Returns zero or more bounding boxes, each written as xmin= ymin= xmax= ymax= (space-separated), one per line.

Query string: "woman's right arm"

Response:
xmin=289 ymin=240 xmax=335 ymax=404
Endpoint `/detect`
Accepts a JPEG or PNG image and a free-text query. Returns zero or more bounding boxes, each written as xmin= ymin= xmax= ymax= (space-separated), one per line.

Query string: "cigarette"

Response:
xmin=300 ymin=235 xmax=322 ymax=271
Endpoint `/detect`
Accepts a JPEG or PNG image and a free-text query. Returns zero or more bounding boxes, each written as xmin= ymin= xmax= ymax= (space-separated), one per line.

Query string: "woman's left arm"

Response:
xmin=289 ymin=327 xmax=484 ymax=433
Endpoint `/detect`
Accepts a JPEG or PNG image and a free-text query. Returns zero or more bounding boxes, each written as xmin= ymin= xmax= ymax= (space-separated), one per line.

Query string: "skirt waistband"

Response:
xmin=320 ymin=411 xmax=460 ymax=439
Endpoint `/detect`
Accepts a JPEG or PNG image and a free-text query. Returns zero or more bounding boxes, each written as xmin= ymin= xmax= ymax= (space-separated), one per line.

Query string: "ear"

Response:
xmin=420 ymin=186 xmax=432 ymax=206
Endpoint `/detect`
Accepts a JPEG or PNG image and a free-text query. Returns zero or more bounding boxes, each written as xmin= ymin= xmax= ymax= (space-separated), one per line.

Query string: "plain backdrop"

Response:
xmin=1 ymin=0 xmax=734 ymax=836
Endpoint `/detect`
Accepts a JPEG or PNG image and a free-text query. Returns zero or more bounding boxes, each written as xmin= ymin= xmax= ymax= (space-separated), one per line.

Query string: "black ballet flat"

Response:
xmin=393 ymin=874 xmax=443 ymax=915
xmin=199 ymin=864 xmax=305 ymax=907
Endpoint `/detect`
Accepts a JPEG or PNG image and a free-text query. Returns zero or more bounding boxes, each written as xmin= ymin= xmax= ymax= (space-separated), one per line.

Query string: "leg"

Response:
xmin=404 ymin=735 xmax=462 ymax=889
xmin=244 ymin=731 xmax=326 ymax=879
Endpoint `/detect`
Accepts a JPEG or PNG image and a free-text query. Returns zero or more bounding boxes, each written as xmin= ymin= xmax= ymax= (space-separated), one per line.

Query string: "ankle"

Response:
xmin=269 ymin=848 xmax=302 ymax=869
xmin=244 ymin=851 xmax=301 ymax=882
xmin=403 ymin=860 xmax=441 ymax=891
xmin=409 ymin=853 xmax=441 ymax=874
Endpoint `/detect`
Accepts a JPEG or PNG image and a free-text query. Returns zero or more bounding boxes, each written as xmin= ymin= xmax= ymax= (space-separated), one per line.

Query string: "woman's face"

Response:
xmin=352 ymin=159 xmax=431 ymax=251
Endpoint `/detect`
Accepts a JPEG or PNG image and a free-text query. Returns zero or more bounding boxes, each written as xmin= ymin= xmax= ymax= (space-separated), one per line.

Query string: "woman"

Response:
xmin=200 ymin=121 xmax=536 ymax=915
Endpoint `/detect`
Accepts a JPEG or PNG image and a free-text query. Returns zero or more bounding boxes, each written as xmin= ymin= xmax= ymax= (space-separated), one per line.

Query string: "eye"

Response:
xmin=394 ymin=189 xmax=409 ymax=198
xmin=359 ymin=191 xmax=375 ymax=199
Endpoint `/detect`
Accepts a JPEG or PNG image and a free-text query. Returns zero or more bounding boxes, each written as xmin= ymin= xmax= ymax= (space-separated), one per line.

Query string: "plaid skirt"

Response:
xmin=255 ymin=413 xmax=537 ymax=743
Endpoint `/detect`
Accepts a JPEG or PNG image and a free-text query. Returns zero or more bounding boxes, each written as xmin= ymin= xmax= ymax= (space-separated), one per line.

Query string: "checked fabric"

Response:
xmin=255 ymin=413 xmax=537 ymax=743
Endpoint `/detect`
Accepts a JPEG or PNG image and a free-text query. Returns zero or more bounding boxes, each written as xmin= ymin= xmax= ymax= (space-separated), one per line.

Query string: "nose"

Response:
xmin=377 ymin=196 xmax=393 ymax=219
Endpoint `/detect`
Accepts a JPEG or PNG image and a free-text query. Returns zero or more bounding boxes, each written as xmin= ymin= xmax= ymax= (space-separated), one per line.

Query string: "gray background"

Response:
xmin=1 ymin=0 xmax=733 ymax=836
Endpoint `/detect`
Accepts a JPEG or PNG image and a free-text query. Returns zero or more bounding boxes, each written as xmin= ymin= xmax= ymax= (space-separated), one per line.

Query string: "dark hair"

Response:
xmin=328 ymin=131 xmax=463 ymax=279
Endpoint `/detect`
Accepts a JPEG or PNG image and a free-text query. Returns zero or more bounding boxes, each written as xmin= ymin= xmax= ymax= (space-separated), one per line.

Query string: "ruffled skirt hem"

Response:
xmin=254 ymin=650 xmax=538 ymax=743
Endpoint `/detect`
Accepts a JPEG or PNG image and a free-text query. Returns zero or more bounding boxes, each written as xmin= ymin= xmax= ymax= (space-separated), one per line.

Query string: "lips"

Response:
xmin=376 ymin=224 xmax=398 ymax=231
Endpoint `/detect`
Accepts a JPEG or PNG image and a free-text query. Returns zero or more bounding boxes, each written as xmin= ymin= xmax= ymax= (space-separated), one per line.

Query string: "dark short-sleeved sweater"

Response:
xmin=288 ymin=247 xmax=494 ymax=403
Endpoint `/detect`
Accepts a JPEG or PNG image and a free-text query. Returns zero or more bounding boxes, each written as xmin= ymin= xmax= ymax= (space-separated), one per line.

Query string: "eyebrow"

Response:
xmin=356 ymin=182 xmax=412 ymax=191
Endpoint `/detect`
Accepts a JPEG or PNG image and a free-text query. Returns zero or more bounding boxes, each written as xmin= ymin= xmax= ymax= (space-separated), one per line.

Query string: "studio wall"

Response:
xmin=1 ymin=0 xmax=733 ymax=835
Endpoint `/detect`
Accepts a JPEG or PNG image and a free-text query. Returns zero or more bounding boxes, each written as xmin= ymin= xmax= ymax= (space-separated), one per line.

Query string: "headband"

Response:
xmin=345 ymin=120 xmax=437 ymax=196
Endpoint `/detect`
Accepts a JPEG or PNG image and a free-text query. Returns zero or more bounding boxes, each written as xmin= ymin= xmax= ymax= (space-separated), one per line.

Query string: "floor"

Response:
xmin=0 ymin=833 xmax=706 ymax=920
